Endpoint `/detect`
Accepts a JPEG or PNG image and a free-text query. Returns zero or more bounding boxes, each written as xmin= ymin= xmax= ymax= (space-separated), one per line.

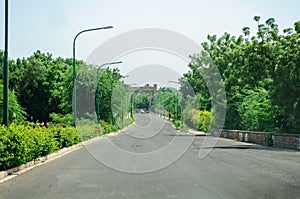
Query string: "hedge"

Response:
xmin=0 ymin=118 xmax=134 ymax=171
xmin=0 ymin=124 xmax=80 ymax=171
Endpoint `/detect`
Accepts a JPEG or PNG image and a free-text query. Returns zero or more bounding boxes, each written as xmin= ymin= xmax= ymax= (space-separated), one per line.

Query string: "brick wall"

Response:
xmin=220 ymin=130 xmax=300 ymax=150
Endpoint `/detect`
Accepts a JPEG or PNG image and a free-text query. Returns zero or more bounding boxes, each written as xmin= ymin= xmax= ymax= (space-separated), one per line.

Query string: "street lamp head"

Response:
xmin=102 ymin=26 xmax=114 ymax=29
xmin=96 ymin=61 xmax=122 ymax=69
xmin=110 ymin=61 xmax=122 ymax=65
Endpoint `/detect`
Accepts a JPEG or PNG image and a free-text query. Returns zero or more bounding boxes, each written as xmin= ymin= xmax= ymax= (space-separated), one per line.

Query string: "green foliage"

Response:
xmin=133 ymin=92 xmax=150 ymax=109
xmin=0 ymin=84 xmax=26 ymax=123
xmin=182 ymin=96 xmax=197 ymax=128
xmin=185 ymin=108 xmax=211 ymax=132
xmin=172 ymin=119 xmax=181 ymax=129
xmin=76 ymin=118 xmax=103 ymax=141
xmin=54 ymin=126 xmax=81 ymax=148
xmin=77 ymin=121 xmax=101 ymax=141
xmin=116 ymin=117 xmax=134 ymax=130
xmin=153 ymin=88 xmax=181 ymax=120
xmin=253 ymin=16 xmax=261 ymax=23
xmin=184 ymin=16 xmax=300 ymax=133
xmin=0 ymin=124 xmax=80 ymax=171
xmin=197 ymin=110 xmax=212 ymax=132
xmin=294 ymin=21 xmax=300 ymax=33
xmin=99 ymin=120 xmax=119 ymax=134
xmin=238 ymin=88 xmax=275 ymax=131
xmin=49 ymin=113 xmax=73 ymax=126
xmin=111 ymin=81 xmax=131 ymax=125
xmin=10 ymin=51 xmax=54 ymax=122
xmin=49 ymin=57 xmax=74 ymax=115
xmin=95 ymin=68 xmax=123 ymax=124
xmin=0 ymin=114 xmax=132 ymax=171
xmin=5 ymin=50 xmax=76 ymax=122
xmin=0 ymin=49 xmax=128 ymax=127
xmin=76 ymin=118 xmax=127 ymax=141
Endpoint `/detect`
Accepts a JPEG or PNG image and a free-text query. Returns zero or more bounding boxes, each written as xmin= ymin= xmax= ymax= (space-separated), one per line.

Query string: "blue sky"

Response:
xmin=0 ymin=0 xmax=299 ymax=60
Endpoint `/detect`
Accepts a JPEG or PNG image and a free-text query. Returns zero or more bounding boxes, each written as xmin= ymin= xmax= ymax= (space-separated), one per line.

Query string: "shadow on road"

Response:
xmin=200 ymin=144 xmax=300 ymax=152
xmin=208 ymin=145 xmax=270 ymax=150
xmin=163 ymin=134 xmax=206 ymax=137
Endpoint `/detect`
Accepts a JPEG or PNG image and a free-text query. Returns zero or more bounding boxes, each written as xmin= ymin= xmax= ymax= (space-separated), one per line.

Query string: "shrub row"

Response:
xmin=76 ymin=119 xmax=121 ymax=141
xmin=184 ymin=109 xmax=212 ymax=132
xmin=0 ymin=124 xmax=80 ymax=171
xmin=0 ymin=117 xmax=134 ymax=171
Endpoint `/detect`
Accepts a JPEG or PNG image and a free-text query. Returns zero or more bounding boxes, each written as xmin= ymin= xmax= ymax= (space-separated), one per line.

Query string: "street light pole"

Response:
xmin=126 ymin=83 xmax=137 ymax=119
xmin=120 ymin=75 xmax=129 ymax=122
xmin=173 ymin=92 xmax=176 ymax=120
xmin=110 ymin=74 xmax=129 ymax=125
xmin=95 ymin=61 xmax=122 ymax=124
xmin=130 ymin=94 xmax=133 ymax=118
xmin=3 ymin=0 xmax=9 ymax=126
xmin=72 ymin=26 xmax=113 ymax=127
xmin=163 ymin=92 xmax=166 ymax=118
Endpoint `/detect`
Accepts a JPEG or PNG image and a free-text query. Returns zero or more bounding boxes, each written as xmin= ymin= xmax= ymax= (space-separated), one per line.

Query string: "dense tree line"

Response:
xmin=95 ymin=68 xmax=123 ymax=124
xmin=153 ymin=88 xmax=181 ymax=119
xmin=183 ymin=17 xmax=300 ymax=133
xmin=0 ymin=50 xmax=74 ymax=123
xmin=0 ymin=50 xmax=129 ymax=126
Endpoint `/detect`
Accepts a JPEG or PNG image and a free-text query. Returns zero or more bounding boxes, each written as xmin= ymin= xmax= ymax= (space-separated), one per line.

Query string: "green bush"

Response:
xmin=172 ymin=119 xmax=181 ymax=129
xmin=197 ymin=110 xmax=212 ymax=132
xmin=238 ymin=88 xmax=276 ymax=132
xmin=0 ymin=84 xmax=26 ymax=124
xmin=0 ymin=124 xmax=80 ymax=171
xmin=187 ymin=109 xmax=212 ymax=132
xmin=49 ymin=113 xmax=73 ymax=126
xmin=99 ymin=120 xmax=119 ymax=134
xmin=76 ymin=119 xmax=121 ymax=141
xmin=183 ymin=108 xmax=198 ymax=129
xmin=54 ymin=126 xmax=81 ymax=148
xmin=0 ymin=116 xmax=132 ymax=171
xmin=77 ymin=124 xmax=101 ymax=141
xmin=76 ymin=118 xmax=102 ymax=141
xmin=115 ymin=117 xmax=134 ymax=130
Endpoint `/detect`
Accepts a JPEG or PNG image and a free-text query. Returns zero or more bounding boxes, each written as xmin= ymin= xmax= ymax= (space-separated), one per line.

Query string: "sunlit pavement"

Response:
xmin=0 ymin=114 xmax=300 ymax=199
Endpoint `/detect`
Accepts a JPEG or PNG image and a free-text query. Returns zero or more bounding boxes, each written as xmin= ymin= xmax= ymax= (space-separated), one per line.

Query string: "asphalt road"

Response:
xmin=1 ymin=114 xmax=300 ymax=199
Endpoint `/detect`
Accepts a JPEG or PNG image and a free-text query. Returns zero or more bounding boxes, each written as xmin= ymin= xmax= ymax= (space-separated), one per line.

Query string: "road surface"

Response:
xmin=0 ymin=114 xmax=300 ymax=199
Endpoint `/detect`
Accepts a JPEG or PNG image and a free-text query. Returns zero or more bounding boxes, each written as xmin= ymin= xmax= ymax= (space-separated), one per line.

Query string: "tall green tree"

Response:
xmin=184 ymin=17 xmax=300 ymax=133
xmin=95 ymin=68 xmax=122 ymax=124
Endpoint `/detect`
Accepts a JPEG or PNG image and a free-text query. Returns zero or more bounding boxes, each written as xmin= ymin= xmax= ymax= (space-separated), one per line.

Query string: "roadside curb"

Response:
xmin=0 ymin=122 xmax=135 ymax=184
xmin=188 ymin=128 xmax=207 ymax=136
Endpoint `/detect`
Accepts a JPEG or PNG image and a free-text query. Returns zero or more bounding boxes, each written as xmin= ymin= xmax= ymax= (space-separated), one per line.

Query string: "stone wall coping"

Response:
xmin=222 ymin=129 xmax=300 ymax=137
